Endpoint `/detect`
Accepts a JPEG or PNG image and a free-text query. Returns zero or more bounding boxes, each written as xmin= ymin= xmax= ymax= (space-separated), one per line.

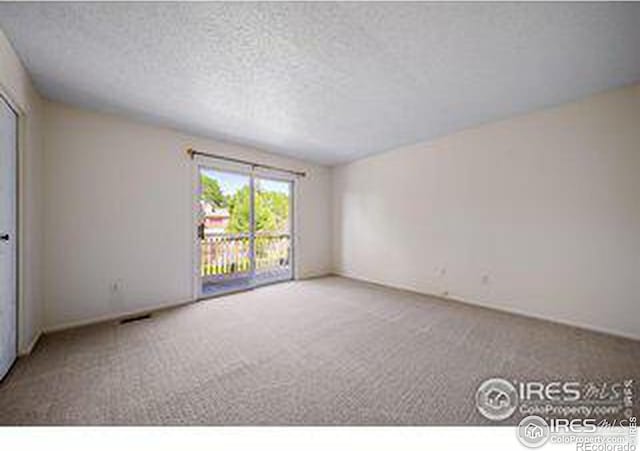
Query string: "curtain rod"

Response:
xmin=186 ymin=148 xmax=306 ymax=177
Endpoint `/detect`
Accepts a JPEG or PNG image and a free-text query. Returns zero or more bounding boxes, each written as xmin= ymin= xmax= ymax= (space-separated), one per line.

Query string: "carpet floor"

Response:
xmin=0 ymin=276 xmax=638 ymax=425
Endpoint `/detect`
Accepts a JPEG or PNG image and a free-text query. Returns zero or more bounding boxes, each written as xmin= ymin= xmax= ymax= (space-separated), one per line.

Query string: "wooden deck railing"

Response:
xmin=201 ymin=232 xmax=290 ymax=278
xmin=255 ymin=232 xmax=291 ymax=271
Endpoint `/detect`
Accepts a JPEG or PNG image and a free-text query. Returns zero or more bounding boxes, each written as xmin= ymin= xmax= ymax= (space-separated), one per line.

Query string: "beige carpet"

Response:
xmin=0 ymin=276 xmax=638 ymax=425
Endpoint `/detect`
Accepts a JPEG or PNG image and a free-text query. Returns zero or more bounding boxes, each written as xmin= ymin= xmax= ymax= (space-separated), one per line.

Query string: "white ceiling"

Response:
xmin=0 ymin=3 xmax=639 ymax=165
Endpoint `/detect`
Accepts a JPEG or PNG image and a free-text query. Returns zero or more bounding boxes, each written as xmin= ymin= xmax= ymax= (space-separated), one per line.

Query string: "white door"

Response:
xmin=0 ymin=95 xmax=17 ymax=380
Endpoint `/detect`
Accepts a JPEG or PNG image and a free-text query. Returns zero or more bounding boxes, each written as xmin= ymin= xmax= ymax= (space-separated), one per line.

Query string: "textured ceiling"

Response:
xmin=0 ymin=3 xmax=639 ymax=165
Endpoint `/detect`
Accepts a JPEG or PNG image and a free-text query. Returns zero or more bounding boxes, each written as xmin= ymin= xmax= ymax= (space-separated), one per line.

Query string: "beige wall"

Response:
xmin=0 ymin=29 xmax=44 ymax=353
xmin=42 ymin=102 xmax=332 ymax=330
xmin=332 ymin=84 xmax=640 ymax=340
xmin=4 ymin=21 xmax=638 ymax=343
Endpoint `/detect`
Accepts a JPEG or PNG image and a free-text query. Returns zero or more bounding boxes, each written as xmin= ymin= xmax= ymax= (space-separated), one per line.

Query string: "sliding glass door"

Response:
xmin=197 ymin=165 xmax=293 ymax=298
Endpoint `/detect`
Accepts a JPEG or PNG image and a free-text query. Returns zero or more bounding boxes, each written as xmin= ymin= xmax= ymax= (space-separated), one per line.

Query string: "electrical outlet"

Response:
xmin=482 ymin=274 xmax=490 ymax=285
xmin=111 ymin=279 xmax=123 ymax=293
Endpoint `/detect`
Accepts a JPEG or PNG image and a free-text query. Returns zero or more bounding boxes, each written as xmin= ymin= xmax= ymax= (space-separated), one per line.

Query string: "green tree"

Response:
xmin=226 ymin=185 xmax=251 ymax=233
xmin=200 ymin=175 xmax=227 ymax=209
xmin=226 ymin=186 xmax=289 ymax=233
xmin=258 ymin=190 xmax=289 ymax=231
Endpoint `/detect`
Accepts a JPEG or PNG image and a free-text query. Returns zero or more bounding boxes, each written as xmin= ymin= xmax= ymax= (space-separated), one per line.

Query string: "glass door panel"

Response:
xmin=199 ymin=167 xmax=252 ymax=296
xmin=254 ymin=177 xmax=293 ymax=285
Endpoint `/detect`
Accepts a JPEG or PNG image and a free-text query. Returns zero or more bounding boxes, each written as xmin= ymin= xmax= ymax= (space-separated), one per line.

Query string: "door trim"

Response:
xmin=190 ymin=158 xmax=296 ymax=301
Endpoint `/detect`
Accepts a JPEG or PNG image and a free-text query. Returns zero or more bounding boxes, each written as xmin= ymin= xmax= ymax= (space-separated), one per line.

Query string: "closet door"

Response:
xmin=0 ymin=95 xmax=17 ymax=380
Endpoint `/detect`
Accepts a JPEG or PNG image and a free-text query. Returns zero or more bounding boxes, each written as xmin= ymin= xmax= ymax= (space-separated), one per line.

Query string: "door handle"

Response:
xmin=0 ymin=234 xmax=9 ymax=242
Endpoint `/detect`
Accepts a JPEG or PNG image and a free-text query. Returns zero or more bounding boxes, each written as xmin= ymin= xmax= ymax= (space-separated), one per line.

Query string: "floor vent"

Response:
xmin=119 ymin=313 xmax=151 ymax=325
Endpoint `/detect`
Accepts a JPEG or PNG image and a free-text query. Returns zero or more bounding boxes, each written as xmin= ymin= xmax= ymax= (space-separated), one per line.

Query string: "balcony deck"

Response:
xmin=199 ymin=232 xmax=292 ymax=297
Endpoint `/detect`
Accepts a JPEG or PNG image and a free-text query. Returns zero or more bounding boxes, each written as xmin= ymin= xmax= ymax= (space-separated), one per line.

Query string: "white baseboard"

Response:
xmin=38 ymin=273 xmax=640 ymax=342
xmin=45 ymin=276 xmax=335 ymax=334
xmin=296 ymin=272 xmax=332 ymax=281
xmin=334 ymin=271 xmax=640 ymax=342
xmin=19 ymin=330 xmax=41 ymax=356
xmin=43 ymin=298 xmax=195 ymax=334
xmin=295 ymin=268 xmax=332 ymax=280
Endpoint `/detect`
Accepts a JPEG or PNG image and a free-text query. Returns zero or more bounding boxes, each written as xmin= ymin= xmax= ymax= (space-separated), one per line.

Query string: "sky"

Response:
xmin=201 ymin=168 xmax=290 ymax=196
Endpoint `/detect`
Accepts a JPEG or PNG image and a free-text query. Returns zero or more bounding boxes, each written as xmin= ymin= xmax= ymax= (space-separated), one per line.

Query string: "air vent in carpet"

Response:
xmin=119 ymin=313 xmax=151 ymax=324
